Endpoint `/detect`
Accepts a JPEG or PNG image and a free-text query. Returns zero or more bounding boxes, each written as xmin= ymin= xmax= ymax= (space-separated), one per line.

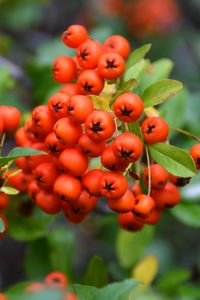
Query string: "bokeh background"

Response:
xmin=0 ymin=0 xmax=200 ymax=299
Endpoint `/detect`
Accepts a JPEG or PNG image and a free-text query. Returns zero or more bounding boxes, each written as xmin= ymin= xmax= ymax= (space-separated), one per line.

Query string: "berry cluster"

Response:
xmin=9 ymin=24 xmax=200 ymax=232
xmin=0 ymin=271 xmax=77 ymax=300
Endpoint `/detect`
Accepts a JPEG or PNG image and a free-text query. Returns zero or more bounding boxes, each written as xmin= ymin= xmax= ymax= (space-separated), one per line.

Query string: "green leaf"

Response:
xmin=116 ymin=227 xmax=154 ymax=268
xmin=126 ymin=44 xmax=151 ymax=69
xmin=149 ymin=143 xmax=196 ymax=177
xmin=143 ymin=79 xmax=183 ymax=108
xmin=47 ymin=227 xmax=75 ymax=277
xmin=171 ymin=202 xmax=200 ymax=228
xmin=128 ymin=122 xmax=143 ymax=139
xmin=8 ymin=208 xmax=54 ymax=241
xmin=25 ymin=238 xmax=52 ymax=280
xmin=82 ymin=256 xmax=108 ymax=288
xmin=0 ymin=186 xmax=19 ymax=195
xmin=94 ymin=279 xmax=139 ymax=300
xmin=0 ymin=216 xmax=5 ymax=233
xmin=115 ymin=79 xmax=137 ymax=97
xmin=156 ymin=268 xmax=190 ymax=295
xmin=140 ymin=59 xmax=174 ymax=92
xmin=73 ymin=284 xmax=98 ymax=300
xmin=124 ymin=59 xmax=148 ymax=83
xmin=0 ymin=147 xmax=46 ymax=167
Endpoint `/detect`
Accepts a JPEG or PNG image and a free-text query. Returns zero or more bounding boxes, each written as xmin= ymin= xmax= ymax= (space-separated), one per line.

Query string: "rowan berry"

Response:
xmin=48 ymin=93 xmax=70 ymax=119
xmin=131 ymin=183 xmax=142 ymax=197
xmin=33 ymin=162 xmax=59 ymax=190
xmin=15 ymin=156 xmax=31 ymax=173
xmin=45 ymin=271 xmax=68 ymax=289
xmin=142 ymin=208 xmax=161 ymax=225
xmin=71 ymin=190 xmax=98 ymax=214
xmin=108 ymin=189 xmax=136 ymax=212
xmin=133 ymin=194 xmax=155 ymax=218
xmin=118 ymin=212 xmax=144 ymax=231
xmin=151 ymin=182 xmax=180 ymax=209
xmin=26 ymin=142 xmax=51 ymax=169
xmin=59 ymin=83 xmax=80 ymax=96
xmin=101 ymin=144 xmax=129 ymax=171
xmin=53 ymin=56 xmax=76 ymax=83
xmin=97 ymin=52 xmax=125 ymax=80
xmin=14 ymin=127 xmax=31 ymax=147
xmin=44 ymin=132 xmax=65 ymax=157
xmin=27 ymin=180 xmax=40 ymax=202
xmin=112 ymin=132 xmax=143 ymax=162
xmin=77 ymin=70 xmax=104 ymax=95
xmin=78 ymin=134 xmax=105 ymax=157
xmin=169 ymin=173 xmax=191 ymax=187
xmin=0 ymin=293 xmax=8 ymax=300
xmin=100 ymin=171 xmax=128 ymax=199
xmin=113 ymin=92 xmax=144 ymax=122
xmin=0 ymin=192 xmax=9 ymax=212
xmin=77 ymin=39 xmax=103 ymax=69
xmin=59 ymin=147 xmax=89 ymax=177
xmin=190 ymin=143 xmax=200 ymax=169
xmin=7 ymin=171 xmax=32 ymax=192
xmin=82 ymin=169 xmax=104 ymax=196
xmin=62 ymin=24 xmax=88 ymax=48
xmin=32 ymin=105 xmax=55 ymax=136
xmin=0 ymin=106 xmax=20 ymax=132
xmin=63 ymin=202 xmax=88 ymax=224
xmin=142 ymin=164 xmax=168 ymax=189
xmin=0 ymin=118 xmax=4 ymax=133
xmin=67 ymin=95 xmax=94 ymax=123
xmin=35 ymin=190 xmax=61 ymax=215
xmin=64 ymin=292 xmax=78 ymax=300
xmin=85 ymin=110 xmax=115 ymax=141
xmin=141 ymin=116 xmax=169 ymax=144
xmin=54 ymin=117 xmax=82 ymax=146
xmin=104 ymin=35 xmax=131 ymax=59
xmin=54 ymin=174 xmax=82 ymax=202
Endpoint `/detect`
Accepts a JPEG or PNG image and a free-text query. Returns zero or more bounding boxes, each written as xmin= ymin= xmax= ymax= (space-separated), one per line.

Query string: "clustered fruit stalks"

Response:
xmin=4 ymin=24 xmax=199 ymax=233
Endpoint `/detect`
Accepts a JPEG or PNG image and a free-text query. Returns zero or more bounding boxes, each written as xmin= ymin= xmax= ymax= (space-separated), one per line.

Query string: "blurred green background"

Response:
xmin=0 ymin=0 xmax=200 ymax=299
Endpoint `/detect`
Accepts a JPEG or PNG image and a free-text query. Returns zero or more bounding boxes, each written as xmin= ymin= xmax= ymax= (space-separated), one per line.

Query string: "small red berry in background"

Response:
xmin=133 ymin=194 xmax=155 ymax=218
xmin=118 ymin=212 xmax=144 ymax=231
xmin=0 ymin=106 xmax=20 ymax=132
xmin=44 ymin=271 xmax=68 ymax=289
xmin=142 ymin=164 xmax=168 ymax=189
xmin=53 ymin=56 xmax=76 ymax=84
xmin=104 ymin=35 xmax=131 ymax=59
xmin=190 ymin=143 xmax=200 ymax=169
xmin=141 ymin=116 xmax=169 ymax=144
xmin=151 ymin=182 xmax=180 ymax=209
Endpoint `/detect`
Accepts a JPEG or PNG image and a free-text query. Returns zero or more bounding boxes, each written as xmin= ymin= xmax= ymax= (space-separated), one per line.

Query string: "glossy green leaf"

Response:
xmin=143 ymin=79 xmax=183 ymax=108
xmin=149 ymin=143 xmax=196 ymax=177
xmin=124 ymin=59 xmax=148 ymax=82
xmin=47 ymin=227 xmax=75 ymax=277
xmin=171 ymin=202 xmax=200 ymax=228
xmin=0 ymin=216 xmax=5 ymax=233
xmin=116 ymin=227 xmax=154 ymax=268
xmin=128 ymin=122 xmax=143 ymax=139
xmin=115 ymin=79 xmax=137 ymax=97
xmin=82 ymin=256 xmax=108 ymax=288
xmin=0 ymin=147 xmax=46 ymax=167
xmin=126 ymin=44 xmax=151 ymax=69
xmin=73 ymin=284 xmax=98 ymax=300
xmin=1 ymin=186 xmax=19 ymax=195
xmin=140 ymin=59 xmax=173 ymax=92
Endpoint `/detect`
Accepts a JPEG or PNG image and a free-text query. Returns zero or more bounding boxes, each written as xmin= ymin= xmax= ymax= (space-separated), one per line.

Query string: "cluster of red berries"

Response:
xmin=0 ymin=271 xmax=77 ymax=300
xmin=8 ymin=24 xmax=200 ymax=232
xmin=0 ymin=105 xmax=21 ymax=238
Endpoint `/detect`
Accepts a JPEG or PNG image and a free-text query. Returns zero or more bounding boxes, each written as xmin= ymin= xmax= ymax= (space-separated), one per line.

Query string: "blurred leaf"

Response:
xmin=128 ymin=122 xmax=143 ymax=139
xmin=0 ymin=216 xmax=5 ymax=233
xmin=74 ymin=284 xmax=98 ymax=300
xmin=8 ymin=208 xmax=54 ymax=241
xmin=149 ymin=143 xmax=196 ymax=177
xmin=159 ymin=89 xmax=187 ymax=136
xmin=47 ymin=227 xmax=75 ymax=277
xmin=25 ymin=238 xmax=52 ymax=280
xmin=140 ymin=59 xmax=174 ymax=92
xmin=0 ymin=67 xmax=15 ymax=95
xmin=143 ymin=79 xmax=183 ymax=108
xmin=6 ymin=288 xmax=64 ymax=300
xmin=126 ymin=44 xmax=151 ymax=69
xmin=156 ymin=268 xmax=190 ymax=295
xmin=0 ymin=186 xmax=19 ymax=195
xmin=6 ymin=281 xmax=31 ymax=298
xmin=94 ymin=279 xmax=139 ymax=300
xmin=178 ymin=284 xmax=200 ymax=300
xmin=0 ymin=147 xmax=46 ymax=167
xmin=116 ymin=227 xmax=154 ymax=268
xmin=131 ymin=255 xmax=158 ymax=288
xmin=124 ymin=59 xmax=148 ymax=82
xmin=171 ymin=202 xmax=200 ymax=228
xmin=82 ymin=256 xmax=108 ymax=288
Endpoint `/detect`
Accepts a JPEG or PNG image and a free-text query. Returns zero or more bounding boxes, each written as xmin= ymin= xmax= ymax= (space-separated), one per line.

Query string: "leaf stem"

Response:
xmin=0 ymin=133 xmax=6 ymax=156
xmin=170 ymin=127 xmax=200 ymax=143
xmin=145 ymin=145 xmax=151 ymax=196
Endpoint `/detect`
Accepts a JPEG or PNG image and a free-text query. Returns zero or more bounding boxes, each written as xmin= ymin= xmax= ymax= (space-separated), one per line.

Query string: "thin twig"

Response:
xmin=170 ymin=127 xmax=200 ymax=143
